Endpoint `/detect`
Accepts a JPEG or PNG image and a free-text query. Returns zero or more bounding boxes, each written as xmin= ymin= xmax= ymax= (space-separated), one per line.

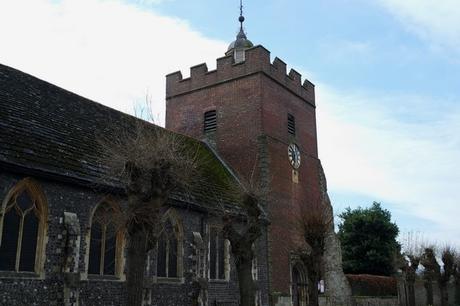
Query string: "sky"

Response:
xmin=0 ymin=0 xmax=459 ymax=246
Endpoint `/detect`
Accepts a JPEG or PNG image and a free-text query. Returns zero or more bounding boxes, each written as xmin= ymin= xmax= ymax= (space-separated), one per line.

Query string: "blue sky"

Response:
xmin=1 ymin=0 xmax=459 ymax=246
xmin=146 ymin=0 xmax=460 ymax=94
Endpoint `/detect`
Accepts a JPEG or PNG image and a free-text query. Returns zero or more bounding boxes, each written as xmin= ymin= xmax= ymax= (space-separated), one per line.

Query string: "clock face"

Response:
xmin=288 ymin=143 xmax=301 ymax=169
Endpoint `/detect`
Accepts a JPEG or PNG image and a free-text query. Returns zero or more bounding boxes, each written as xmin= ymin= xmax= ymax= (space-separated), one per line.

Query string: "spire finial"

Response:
xmin=226 ymin=0 xmax=253 ymax=61
xmin=239 ymin=0 xmax=245 ymax=30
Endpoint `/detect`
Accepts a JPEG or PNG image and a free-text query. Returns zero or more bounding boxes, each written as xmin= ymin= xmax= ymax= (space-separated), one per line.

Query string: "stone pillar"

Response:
xmin=62 ymin=212 xmax=81 ymax=306
xmin=323 ymin=226 xmax=353 ymax=305
xmin=189 ymin=231 xmax=208 ymax=306
xmin=319 ymin=162 xmax=353 ymax=306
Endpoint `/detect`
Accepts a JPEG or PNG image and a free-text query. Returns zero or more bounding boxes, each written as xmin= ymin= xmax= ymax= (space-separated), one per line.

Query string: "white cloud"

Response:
xmin=378 ymin=0 xmax=460 ymax=55
xmin=0 ymin=0 xmax=227 ymax=124
xmin=317 ymin=85 xmax=460 ymax=244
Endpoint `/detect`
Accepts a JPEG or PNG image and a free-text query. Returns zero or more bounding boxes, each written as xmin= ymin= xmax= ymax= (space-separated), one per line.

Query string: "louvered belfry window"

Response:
xmin=204 ymin=110 xmax=217 ymax=133
xmin=288 ymin=114 xmax=296 ymax=136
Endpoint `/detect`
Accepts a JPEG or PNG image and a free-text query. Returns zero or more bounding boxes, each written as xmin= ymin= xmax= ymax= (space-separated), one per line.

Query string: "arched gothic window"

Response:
xmin=156 ymin=211 xmax=183 ymax=279
xmin=0 ymin=178 xmax=47 ymax=273
xmin=88 ymin=200 xmax=123 ymax=277
xmin=209 ymin=227 xmax=230 ymax=280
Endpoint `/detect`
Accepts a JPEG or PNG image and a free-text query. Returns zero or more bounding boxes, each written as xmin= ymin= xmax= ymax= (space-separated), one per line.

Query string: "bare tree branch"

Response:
xmin=97 ymin=111 xmax=204 ymax=306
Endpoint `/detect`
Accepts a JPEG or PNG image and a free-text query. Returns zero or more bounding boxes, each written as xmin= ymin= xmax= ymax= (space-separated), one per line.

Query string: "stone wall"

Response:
xmin=398 ymin=279 xmax=457 ymax=306
xmin=0 ymin=171 xmax=268 ymax=305
xmin=353 ymin=297 xmax=399 ymax=306
xmin=319 ymin=296 xmax=399 ymax=306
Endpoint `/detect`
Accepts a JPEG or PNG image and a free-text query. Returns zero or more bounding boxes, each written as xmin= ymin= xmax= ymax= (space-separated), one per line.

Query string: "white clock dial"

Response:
xmin=288 ymin=143 xmax=301 ymax=169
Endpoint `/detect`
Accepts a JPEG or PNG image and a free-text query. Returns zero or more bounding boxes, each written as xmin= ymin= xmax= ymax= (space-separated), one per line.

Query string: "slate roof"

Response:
xmin=0 ymin=63 xmax=240 ymax=210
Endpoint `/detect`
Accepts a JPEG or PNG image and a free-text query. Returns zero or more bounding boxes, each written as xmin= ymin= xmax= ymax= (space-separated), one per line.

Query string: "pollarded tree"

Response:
xmin=298 ymin=199 xmax=332 ymax=306
xmin=420 ymin=246 xmax=438 ymax=306
xmin=421 ymin=245 xmax=456 ymax=306
xmin=338 ymin=202 xmax=400 ymax=276
xmin=439 ymin=247 xmax=456 ymax=306
xmin=454 ymin=254 xmax=460 ymax=305
xmin=421 ymin=246 xmax=456 ymax=306
xmin=222 ymin=187 xmax=268 ymax=306
xmin=399 ymin=231 xmax=424 ymax=306
xmin=402 ymin=255 xmax=422 ymax=306
xmin=99 ymin=120 xmax=202 ymax=306
xmin=297 ymin=162 xmax=336 ymax=306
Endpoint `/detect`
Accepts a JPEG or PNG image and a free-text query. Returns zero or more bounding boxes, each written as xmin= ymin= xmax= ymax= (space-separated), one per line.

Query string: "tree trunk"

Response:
xmin=303 ymin=252 xmax=321 ymax=306
xmin=439 ymin=283 xmax=448 ymax=306
xmin=236 ymin=258 xmax=255 ymax=306
xmin=424 ymin=281 xmax=433 ymax=306
xmin=455 ymin=279 xmax=460 ymax=305
xmin=126 ymin=230 xmax=148 ymax=306
xmin=407 ymin=281 xmax=416 ymax=306
xmin=307 ymin=270 xmax=319 ymax=306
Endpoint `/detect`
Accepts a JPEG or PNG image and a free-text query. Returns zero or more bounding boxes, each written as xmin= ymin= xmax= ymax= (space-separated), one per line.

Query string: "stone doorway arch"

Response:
xmin=292 ymin=263 xmax=308 ymax=306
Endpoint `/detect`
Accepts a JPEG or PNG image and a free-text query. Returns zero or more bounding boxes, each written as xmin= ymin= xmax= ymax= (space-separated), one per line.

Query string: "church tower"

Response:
xmin=165 ymin=5 xmax=321 ymax=305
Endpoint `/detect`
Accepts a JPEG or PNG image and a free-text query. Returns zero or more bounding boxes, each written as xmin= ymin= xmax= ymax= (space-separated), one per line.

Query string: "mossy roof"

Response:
xmin=0 ymin=63 xmax=240 ymax=210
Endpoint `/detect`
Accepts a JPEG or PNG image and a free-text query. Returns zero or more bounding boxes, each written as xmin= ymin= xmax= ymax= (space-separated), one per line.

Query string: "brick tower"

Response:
xmin=165 ymin=10 xmax=321 ymax=306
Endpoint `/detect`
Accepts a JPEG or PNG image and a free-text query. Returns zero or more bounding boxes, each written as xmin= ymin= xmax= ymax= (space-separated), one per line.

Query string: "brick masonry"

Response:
xmin=166 ymin=45 xmax=324 ymax=304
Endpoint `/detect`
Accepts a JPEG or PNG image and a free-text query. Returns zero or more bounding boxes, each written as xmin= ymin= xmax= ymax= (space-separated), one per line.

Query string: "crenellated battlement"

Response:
xmin=166 ymin=45 xmax=315 ymax=105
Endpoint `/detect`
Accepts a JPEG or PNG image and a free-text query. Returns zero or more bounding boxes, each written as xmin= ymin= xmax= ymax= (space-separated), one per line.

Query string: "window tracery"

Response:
xmin=209 ymin=227 xmax=229 ymax=280
xmin=156 ymin=220 xmax=178 ymax=278
xmin=0 ymin=178 xmax=47 ymax=273
xmin=155 ymin=211 xmax=183 ymax=279
xmin=88 ymin=200 xmax=122 ymax=277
